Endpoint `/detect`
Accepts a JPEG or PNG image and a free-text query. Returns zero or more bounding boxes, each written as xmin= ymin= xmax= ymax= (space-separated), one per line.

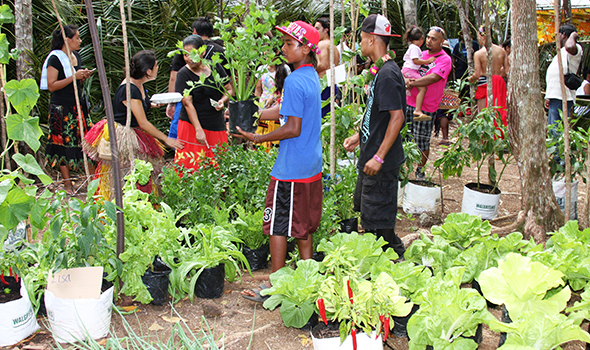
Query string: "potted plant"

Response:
xmin=324 ymin=162 xmax=359 ymax=233
xmin=546 ymin=120 xmax=589 ymax=220
xmin=169 ymin=223 xmax=250 ymax=301
xmin=313 ymin=232 xmax=413 ymax=349
xmin=213 ymin=5 xmax=280 ymax=133
xmin=103 ymin=161 xmax=184 ymax=305
xmin=402 ymin=160 xmax=442 ymax=215
xmin=434 ymin=105 xmax=513 ymax=219
xmin=232 ymin=205 xmax=270 ymax=271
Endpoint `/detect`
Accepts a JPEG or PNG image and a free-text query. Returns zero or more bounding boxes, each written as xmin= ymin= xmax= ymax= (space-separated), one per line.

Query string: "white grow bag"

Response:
xmin=45 ymin=286 xmax=114 ymax=343
xmin=0 ymin=280 xmax=40 ymax=346
xmin=312 ymin=330 xmax=383 ymax=350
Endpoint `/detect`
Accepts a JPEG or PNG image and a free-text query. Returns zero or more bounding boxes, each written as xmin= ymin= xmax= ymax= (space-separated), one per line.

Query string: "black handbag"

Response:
xmin=564 ymin=55 xmax=583 ymax=90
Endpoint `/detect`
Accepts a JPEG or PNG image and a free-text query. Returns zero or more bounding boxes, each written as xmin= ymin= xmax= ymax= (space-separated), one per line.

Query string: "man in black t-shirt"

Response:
xmin=343 ymin=14 xmax=406 ymax=257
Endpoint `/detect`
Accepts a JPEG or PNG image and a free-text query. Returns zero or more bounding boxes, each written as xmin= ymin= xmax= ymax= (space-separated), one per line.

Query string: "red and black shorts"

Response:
xmin=263 ymin=178 xmax=323 ymax=239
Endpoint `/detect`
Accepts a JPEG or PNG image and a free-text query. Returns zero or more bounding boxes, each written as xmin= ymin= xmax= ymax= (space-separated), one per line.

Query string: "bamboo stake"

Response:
xmin=329 ymin=0 xmax=336 ymax=178
xmin=553 ymin=0 xmax=572 ymax=222
xmin=119 ymin=0 xmax=134 ymax=161
xmin=49 ymin=0 xmax=90 ymax=178
xmin=83 ymin=0 xmax=126 ymax=256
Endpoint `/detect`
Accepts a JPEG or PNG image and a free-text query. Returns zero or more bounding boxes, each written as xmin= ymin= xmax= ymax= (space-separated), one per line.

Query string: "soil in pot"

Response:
xmin=195 ymin=264 xmax=225 ymax=299
xmin=465 ymin=182 xmax=501 ymax=195
xmin=0 ymin=276 xmax=22 ymax=304
xmin=410 ymin=180 xmax=440 ymax=188
xmin=228 ymin=99 xmax=259 ymax=134
xmin=242 ymin=244 xmax=269 ymax=271
xmin=339 ymin=217 xmax=358 ymax=233
xmin=311 ymin=321 xmax=342 ymax=339
xmin=142 ymin=257 xmax=172 ymax=305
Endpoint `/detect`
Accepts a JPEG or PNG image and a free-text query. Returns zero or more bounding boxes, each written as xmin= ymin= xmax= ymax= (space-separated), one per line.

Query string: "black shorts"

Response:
xmin=263 ymin=179 xmax=323 ymax=239
xmin=353 ymin=168 xmax=400 ymax=230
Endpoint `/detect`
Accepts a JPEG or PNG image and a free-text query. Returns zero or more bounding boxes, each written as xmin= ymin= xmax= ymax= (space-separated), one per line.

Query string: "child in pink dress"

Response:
xmin=402 ymin=26 xmax=435 ymax=121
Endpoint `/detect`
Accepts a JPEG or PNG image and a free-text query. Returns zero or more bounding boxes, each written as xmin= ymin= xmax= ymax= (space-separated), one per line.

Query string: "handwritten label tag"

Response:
xmin=47 ymin=266 xmax=104 ymax=299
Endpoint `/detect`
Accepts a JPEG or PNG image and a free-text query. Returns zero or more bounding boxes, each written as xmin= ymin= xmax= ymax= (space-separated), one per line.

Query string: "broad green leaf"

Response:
xmin=0 ymin=187 xmax=32 ymax=229
xmin=6 ymin=114 xmax=42 ymax=151
xmin=0 ymin=179 xmax=11 ymax=204
xmin=479 ymin=253 xmax=567 ymax=317
xmin=0 ymin=5 xmax=14 ymax=24
xmin=0 ymin=34 xmax=8 ymax=64
xmin=4 ymin=79 xmax=40 ymax=116
xmin=279 ymin=298 xmax=315 ymax=328
xmin=12 ymin=153 xmax=52 ymax=185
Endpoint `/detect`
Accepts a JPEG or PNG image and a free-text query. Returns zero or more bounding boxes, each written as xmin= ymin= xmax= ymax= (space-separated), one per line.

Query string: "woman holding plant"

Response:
xmin=83 ymin=51 xmax=183 ymax=197
xmin=40 ymin=24 xmax=95 ymax=195
xmin=174 ymin=35 xmax=233 ymax=170
xmin=236 ymin=21 xmax=322 ymax=302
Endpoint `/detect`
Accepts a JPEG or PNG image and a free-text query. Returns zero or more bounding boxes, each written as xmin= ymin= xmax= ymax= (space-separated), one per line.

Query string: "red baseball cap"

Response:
xmin=276 ymin=21 xmax=321 ymax=54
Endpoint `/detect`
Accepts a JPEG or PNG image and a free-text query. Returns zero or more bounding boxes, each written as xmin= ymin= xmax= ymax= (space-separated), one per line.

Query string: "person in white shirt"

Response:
xmin=544 ymin=24 xmax=582 ymax=133
xmin=576 ymin=67 xmax=590 ymax=96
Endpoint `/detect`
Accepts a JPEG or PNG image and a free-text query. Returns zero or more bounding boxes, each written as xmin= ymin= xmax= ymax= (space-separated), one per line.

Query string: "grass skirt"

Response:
xmin=83 ymin=119 xmax=165 ymax=199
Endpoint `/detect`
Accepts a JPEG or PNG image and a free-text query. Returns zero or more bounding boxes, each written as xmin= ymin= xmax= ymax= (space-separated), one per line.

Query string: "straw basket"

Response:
xmin=439 ymin=89 xmax=460 ymax=110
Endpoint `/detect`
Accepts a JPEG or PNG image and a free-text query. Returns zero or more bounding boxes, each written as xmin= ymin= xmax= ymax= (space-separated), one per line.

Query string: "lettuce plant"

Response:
xmin=407 ymin=267 xmax=491 ymax=350
xmin=262 ymin=259 xmax=324 ymax=328
xmin=430 ymin=212 xmax=492 ymax=249
xmin=478 ymin=253 xmax=590 ymax=348
xmin=528 ymin=221 xmax=590 ymax=291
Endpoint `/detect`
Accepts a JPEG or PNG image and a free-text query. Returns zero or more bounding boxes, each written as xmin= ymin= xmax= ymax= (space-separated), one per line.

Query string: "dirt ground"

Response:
xmin=4 ymin=120 xmax=590 ymax=350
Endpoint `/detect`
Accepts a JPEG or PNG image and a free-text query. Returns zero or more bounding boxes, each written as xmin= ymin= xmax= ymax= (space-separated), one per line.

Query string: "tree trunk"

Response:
xmin=15 ymin=0 xmax=33 ymax=81
xmin=473 ymin=0 xmax=484 ymax=27
xmin=403 ymin=0 xmax=417 ymax=27
xmin=562 ymin=0 xmax=572 ymax=23
xmin=455 ymin=0 xmax=476 ymax=100
xmin=508 ymin=0 xmax=564 ymax=243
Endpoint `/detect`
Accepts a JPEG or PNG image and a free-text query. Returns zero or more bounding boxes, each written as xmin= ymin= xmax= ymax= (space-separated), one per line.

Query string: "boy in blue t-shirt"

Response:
xmin=236 ymin=21 xmax=322 ymax=302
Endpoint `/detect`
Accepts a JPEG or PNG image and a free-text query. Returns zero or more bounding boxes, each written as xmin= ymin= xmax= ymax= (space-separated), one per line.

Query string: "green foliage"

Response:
xmin=318 ymin=231 xmax=398 ymax=279
xmin=405 ymin=232 xmax=462 ymax=272
xmin=169 ymin=224 xmax=250 ymax=302
xmin=103 ymin=166 xmax=184 ymax=304
xmin=479 ymin=253 xmax=590 ymax=348
xmin=430 ymin=213 xmax=492 ymax=249
xmin=546 ymin=120 xmax=589 ymax=182
xmin=161 ymin=145 xmax=275 ymax=227
xmin=232 ymin=205 xmax=268 ymax=250
xmin=434 ymin=106 xmax=512 ymax=191
xmin=323 ymin=162 xmax=358 ymax=220
xmin=214 ymin=5 xmax=280 ymax=101
xmin=408 ymin=267 xmax=491 ymax=350
xmin=528 ymin=221 xmax=590 ymax=291
xmin=263 ymin=259 xmax=324 ymax=328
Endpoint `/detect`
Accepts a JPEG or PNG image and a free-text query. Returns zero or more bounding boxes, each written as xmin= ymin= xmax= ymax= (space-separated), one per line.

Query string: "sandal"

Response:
xmin=241 ymin=285 xmax=270 ymax=303
xmin=413 ymin=113 xmax=431 ymax=122
xmin=439 ymin=139 xmax=451 ymax=146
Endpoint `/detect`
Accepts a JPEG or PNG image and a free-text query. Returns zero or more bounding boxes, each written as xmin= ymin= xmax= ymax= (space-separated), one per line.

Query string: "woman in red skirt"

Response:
xmin=174 ymin=35 xmax=233 ymax=170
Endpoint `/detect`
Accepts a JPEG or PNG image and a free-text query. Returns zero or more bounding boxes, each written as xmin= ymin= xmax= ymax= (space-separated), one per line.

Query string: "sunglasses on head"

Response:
xmin=429 ymin=26 xmax=446 ymax=36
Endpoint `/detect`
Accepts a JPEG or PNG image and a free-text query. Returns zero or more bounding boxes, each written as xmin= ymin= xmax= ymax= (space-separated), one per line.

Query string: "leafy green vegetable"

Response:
xmin=452 ymin=232 xmax=528 ymax=283
xmin=487 ymin=310 xmax=590 ymax=349
xmin=318 ymin=231 xmax=398 ymax=279
xmin=263 ymin=259 xmax=324 ymax=328
xmin=405 ymin=232 xmax=462 ymax=272
xmin=430 ymin=212 xmax=492 ymax=249
xmin=407 ymin=267 xmax=490 ymax=350
xmin=478 ymin=253 xmax=569 ymax=318
xmin=528 ymin=221 xmax=590 ymax=291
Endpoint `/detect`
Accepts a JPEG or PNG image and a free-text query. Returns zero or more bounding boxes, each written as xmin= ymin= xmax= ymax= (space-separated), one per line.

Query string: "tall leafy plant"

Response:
xmin=214 ymin=5 xmax=280 ymax=101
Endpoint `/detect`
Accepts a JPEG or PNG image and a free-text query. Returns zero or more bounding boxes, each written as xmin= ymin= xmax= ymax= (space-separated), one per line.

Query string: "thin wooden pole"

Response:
xmin=329 ymin=0 xmax=336 ymax=178
xmin=49 ymin=0 xmax=90 ymax=178
xmin=553 ymin=0 xmax=572 ymax=221
xmin=84 ymin=0 xmax=126 ymax=256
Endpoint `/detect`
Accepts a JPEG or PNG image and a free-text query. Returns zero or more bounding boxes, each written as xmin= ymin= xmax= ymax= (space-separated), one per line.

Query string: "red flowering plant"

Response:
xmin=315 ymin=232 xmax=413 ymax=347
